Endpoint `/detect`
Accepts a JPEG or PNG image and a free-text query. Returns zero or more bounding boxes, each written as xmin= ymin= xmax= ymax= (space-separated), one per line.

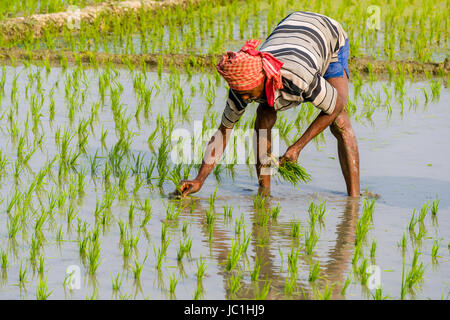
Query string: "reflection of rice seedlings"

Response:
xmin=371 ymin=288 xmax=389 ymax=300
xmin=370 ymin=239 xmax=377 ymax=260
xmin=38 ymin=255 xmax=45 ymax=274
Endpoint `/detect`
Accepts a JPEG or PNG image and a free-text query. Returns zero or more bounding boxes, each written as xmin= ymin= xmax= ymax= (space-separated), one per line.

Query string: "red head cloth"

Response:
xmin=216 ymin=39 xmax=284 ymax=106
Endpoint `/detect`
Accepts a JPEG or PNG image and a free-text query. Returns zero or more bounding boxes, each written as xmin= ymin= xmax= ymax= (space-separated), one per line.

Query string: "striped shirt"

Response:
xmin=221 ymin=11 xmax=348 ymax=129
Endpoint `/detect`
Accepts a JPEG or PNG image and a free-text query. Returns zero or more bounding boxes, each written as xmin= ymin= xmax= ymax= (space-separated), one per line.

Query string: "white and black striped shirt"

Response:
xmin=221 ymin=11 xmax=348 ymax=129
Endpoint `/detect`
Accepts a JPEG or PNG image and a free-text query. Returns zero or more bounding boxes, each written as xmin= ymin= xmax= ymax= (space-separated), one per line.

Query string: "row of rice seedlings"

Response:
xmin=6 ymin=0 xmax=446 ymax=63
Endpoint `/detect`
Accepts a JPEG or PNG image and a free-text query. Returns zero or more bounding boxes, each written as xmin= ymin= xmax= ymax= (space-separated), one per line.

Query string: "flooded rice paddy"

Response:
xmin=0 ymin=62 xmax=448 ymax=299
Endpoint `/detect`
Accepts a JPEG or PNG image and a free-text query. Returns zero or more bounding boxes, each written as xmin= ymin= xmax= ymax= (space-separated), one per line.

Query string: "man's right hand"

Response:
xmin=179 ymin=179 xmax=203 ymax=197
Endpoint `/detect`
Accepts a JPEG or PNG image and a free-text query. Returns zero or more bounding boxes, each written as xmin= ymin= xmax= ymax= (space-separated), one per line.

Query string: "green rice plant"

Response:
xmin=87 ymin=238 xmax=101 ymax=275
xmin=314 ymin=283 xmax=334 ymax=300
xmin=408 ymin=209 xmax=418 ymax=233
xmin=256 ymin=278 xmax=271 ymax=300
xmin=38 ymin=255 xmax=45 ymax=275
xmin=225 ymin=240 xmax=243 ymax=272
xmin=229 ymin=271 xmax=243 ymax=295
xmin=304 ymin=229 xmax=319 ymax=256
xmin=431 ymin=197 xmax=440 ymax=216
xmin=250 ymin=256 xmax=261 ymax=282
xmin=418 ymin=201 xmax=430 ymax=223
xmin=169 ymin=273 xmax=178 ymax=294
xmin=308 ymin=260 xmax=321 ymax=282
xmin=111 ymin=272 xmax=123 ymax=291
xmin=1 ymin=249 xmax=8 ymax=269
xmin=165 ymin=202 xmax=182 ymax=222
xmin=341 ymin=273 xmax=352 ymax=296
xmin=287 ymin=246 xmax=300 ymax=275
xmin=154 ymin=239 xmax=171 ymax=270
xmin=196 ymin=256 xmax=207 ymax=281
xmin=291 ymin=220 xmax=302 ymax=238
xmin=182 ymin=221 xmax=188 ymax=235
xmin=431 ymin=240 xmax=441 ymax=261
xmin=270 ymin=204 xmax=281 ymax=220
xmin=36 ymin=274 xmax=52 ymax=300
xmin=205 ymin=206 xmax=215 ymax=225
xmin=371 ymin=288 xmax=389 ymax=300
xmin=132 ymin=254 xmax=148 ymax=281
xmin=18 ymin=261 xmax=28 ymax=286
xmin=404 ymin=249 xmax=425 ymax=291
xmin=7 ymin=211 xmax=21 ymax=239
xmin=224 ymin=202 xmax=233 ymax=218
xmin=284 ymin=273 xmax=297 ymax=296
xmin=234 ymin=213 xmax=245 ymax=236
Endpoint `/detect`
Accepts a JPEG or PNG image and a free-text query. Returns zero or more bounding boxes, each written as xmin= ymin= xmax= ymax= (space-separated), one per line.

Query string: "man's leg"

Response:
xmin=327 ymin=74 xmax=361 ymax=197
xmin=254 ymin=103 xmax=277 ymax=190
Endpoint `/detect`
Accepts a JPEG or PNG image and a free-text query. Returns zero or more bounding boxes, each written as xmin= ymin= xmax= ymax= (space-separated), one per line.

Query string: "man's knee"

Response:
xmin=330 ymin=110 xmax=353 ymax=139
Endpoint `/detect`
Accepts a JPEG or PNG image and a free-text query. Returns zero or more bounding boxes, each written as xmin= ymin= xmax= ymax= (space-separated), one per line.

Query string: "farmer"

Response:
xmin=179 ymin=11 xmax=360 ymax=197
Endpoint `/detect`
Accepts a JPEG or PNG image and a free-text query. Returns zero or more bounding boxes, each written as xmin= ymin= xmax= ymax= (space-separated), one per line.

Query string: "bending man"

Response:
xmin=179 ymin=11 xmax=360 ymax=197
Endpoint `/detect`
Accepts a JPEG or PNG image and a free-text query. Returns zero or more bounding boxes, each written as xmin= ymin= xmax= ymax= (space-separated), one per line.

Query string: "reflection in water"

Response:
xmin=186 ymin=194 xmax=360 ymax=299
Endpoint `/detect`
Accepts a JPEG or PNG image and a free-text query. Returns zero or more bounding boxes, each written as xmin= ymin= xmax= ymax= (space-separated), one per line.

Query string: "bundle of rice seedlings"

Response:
xmin=269 ymin=154 xmax=311 ymax=186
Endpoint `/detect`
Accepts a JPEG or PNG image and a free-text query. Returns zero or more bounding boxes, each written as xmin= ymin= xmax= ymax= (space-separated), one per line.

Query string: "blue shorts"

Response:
xmin=323 ymin=38 xmax=350 ymax=80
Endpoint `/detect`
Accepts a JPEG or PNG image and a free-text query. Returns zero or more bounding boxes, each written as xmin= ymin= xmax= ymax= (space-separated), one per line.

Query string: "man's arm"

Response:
xmin=281 ymin=92 xmax=345 ymax=163
xmin=179 ymin=123 xmax=232 ymax=196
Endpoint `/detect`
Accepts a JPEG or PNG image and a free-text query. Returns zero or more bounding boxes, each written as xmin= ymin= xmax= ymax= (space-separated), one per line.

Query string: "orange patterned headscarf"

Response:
xmin=216 ymin=39 xmax=284 ymax=106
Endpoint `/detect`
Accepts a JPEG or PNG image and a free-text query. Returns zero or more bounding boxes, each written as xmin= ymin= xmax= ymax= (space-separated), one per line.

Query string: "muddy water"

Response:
xmin=0 ymin=64 xmax=448 ymax=299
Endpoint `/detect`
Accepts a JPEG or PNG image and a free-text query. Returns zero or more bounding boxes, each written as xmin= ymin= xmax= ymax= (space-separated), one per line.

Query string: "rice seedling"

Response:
xmin=18 ymin=262 xmax=28 ymax=286
xmin=234 ymin=213 xmax=245 ymax=236
xmin=308 ymin=260 xmax=321 ymax=282
xmin=223 ymin=201 xmax=233 ymax=219
xmin=270 ymin=204 xmax=281 ymax=220
xmin=284 ymin=274 xmax=297 ymax=296
xmin=132 ymin=254 xmax=148 ymax=281
xmin=1 ymin=249 xmax=8 ymax=269
xmin=196 ymin=256 xmax=207 ymax=282
xmin=404 ymin=248 xmax=425 ymax=291
xmin=304 ymin=229 xmax=320 ymax=256
xmin=225 ymin=240 xmax=244 ymax=272
xmin=36 ymin=274 xmax=52 ymax=300
xmin=111 ymin=272 xmax=123 ymax=292
xmin=228 ymin=271 xmax=243 ymax=295
xmin=341 ymin=273 xmax=352 ymax=296
xmin=431 ymin=240 xmax=441 ymax=261
xmin=287 ymin=246 xmax=300 ymax=275
xmin=255 ymin=278 xmax=271 ymax=300
xmin=87 ymin=238 xmax=101 ymax=275
xmin=291 ymin=220 xmax=302 ymax=238
xmin=431 ymin=197 xmax=440 ymax=216
xmin=154 ymin=240 xmax=171 ymax=270
xmin=370 ymin=239 xmax=377 ymax=261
